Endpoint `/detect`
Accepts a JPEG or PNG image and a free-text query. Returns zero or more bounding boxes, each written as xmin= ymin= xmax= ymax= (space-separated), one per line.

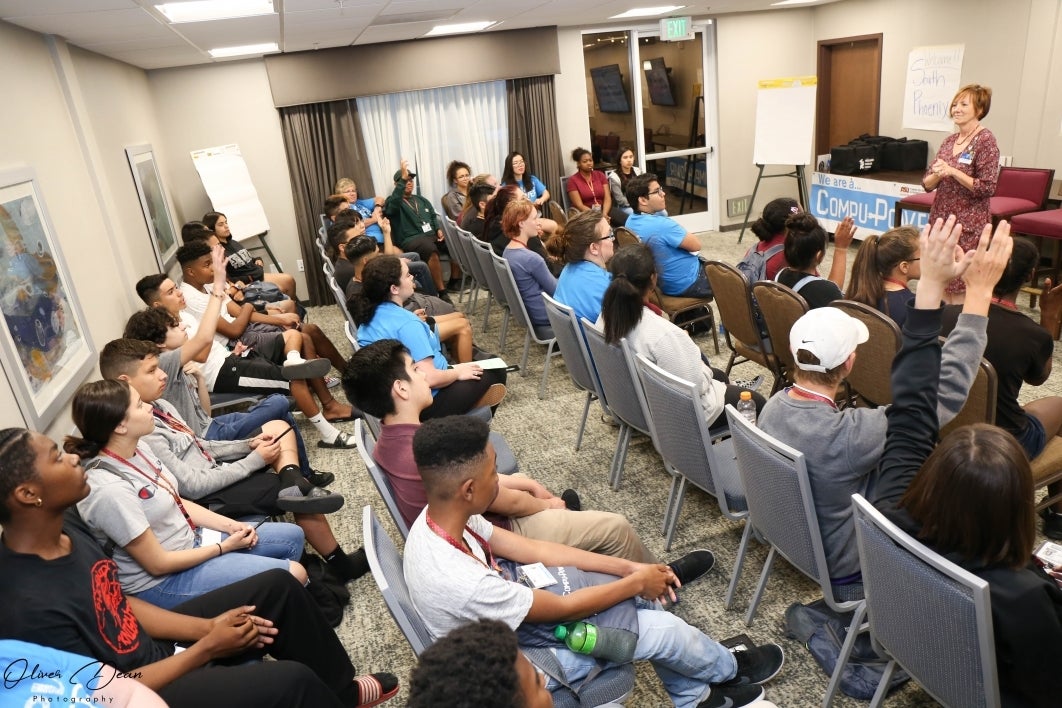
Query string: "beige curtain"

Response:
xmin=278 ymin=99 xmax=372 ymax=305
xmin=506 ymin=76 xmax=564 ymax=205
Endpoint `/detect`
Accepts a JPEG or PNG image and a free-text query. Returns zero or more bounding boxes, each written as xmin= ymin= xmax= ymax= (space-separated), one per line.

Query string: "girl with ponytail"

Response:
xmin=845 ymin=226 xmax=921 ymax=327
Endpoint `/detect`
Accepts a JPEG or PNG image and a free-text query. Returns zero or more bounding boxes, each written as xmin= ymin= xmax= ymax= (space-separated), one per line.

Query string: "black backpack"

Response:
xmin=300 ymin=551 xmax=351 ymax=627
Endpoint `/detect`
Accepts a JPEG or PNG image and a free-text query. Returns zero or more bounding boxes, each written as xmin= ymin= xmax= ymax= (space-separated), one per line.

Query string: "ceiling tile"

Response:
xmin=173 ymin=13 xmax=279 ymax=44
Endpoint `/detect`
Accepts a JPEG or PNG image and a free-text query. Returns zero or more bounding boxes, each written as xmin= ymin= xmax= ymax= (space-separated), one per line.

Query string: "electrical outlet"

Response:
xmin=296 ymin=259 xmax=304 ymax=272
xmin=999 ymin=155 xmax=1014 ymax=167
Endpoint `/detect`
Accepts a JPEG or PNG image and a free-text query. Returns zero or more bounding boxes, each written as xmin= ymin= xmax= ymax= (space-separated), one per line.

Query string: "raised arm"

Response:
xmin=180 ymin=245 xmax=229 ymax=366
xmin=827 ymin=216 xmax=857 ymax=289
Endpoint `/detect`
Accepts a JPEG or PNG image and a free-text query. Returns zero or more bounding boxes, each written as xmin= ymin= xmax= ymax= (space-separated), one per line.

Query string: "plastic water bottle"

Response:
xmin=737 ymin=390 xmax=757 ymax=426
xmin=554 ymin=622 xmax=637 ymax=663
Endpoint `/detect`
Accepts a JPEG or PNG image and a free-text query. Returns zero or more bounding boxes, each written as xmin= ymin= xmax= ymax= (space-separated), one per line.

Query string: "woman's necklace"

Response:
xmin=955 ymin=126 xmax=980 ymax=149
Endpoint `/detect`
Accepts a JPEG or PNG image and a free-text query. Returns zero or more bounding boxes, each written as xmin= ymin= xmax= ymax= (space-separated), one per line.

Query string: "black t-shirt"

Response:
xmin=0 ymin=518 xmax=171 ymax=671
xmin=941 ymin=303 xmax=1053 ymax=436
xmin=222 ymin=238 xmax=265 ymax=282
xmin=334 ymin=258 xmax=354 ymax=292
xmin=776 ymin=268 xmax=842 ymax=309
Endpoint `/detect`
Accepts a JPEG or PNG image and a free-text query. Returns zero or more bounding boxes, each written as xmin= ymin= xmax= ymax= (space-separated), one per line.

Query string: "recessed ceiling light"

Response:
xmin=610 ymin=5 xmax=686 ymax=19
xmin=156 ymin=0 xmax=274 ymax=24
xmin=425 ymin=21 xmax=496 ymax=37
xmin=209 ymin=42 xmax=279 ymax=58
xmin=770 ymin=0 xmax=820 ymax=5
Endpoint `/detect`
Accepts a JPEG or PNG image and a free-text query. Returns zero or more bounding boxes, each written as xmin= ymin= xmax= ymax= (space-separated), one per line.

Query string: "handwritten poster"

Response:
xmin=190 ymin=144 xmax=269 ymax=242
xmin=902 ymin=45 xmax=965 ymax=131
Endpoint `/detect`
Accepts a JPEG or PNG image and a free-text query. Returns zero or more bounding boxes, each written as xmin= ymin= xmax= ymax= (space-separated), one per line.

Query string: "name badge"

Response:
xmin=958 ymin=152 xmax=973 ymax=165
xmin=517 ymin=562 xmax=558 ymax=589
xmin=421 ymin=221 xmax=432 ymax=233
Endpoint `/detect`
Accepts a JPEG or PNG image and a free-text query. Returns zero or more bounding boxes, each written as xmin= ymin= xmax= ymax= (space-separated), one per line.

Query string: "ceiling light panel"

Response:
xmin=156 ymin=0 xmax=275 ymax=24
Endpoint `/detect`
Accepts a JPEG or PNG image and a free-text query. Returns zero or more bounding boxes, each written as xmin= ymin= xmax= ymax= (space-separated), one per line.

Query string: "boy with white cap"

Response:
xmin=758 ymin=215 xmax=1000 ymax=600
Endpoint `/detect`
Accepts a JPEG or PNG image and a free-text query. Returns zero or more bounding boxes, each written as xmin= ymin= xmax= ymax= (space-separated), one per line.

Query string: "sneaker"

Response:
xmin=715 ymin=644 xmax=785 ymax=687
xmin=275 ymin=487 xmax=345 ymax=514
xmin=281 ymin=357 xmax=331 ymax=381
xmin=306 ymin=469 xmax=335 ymax=487
xmin=698 ymin=683 xmax=765 ymax=708
xmin=732 ymin=374 xmax=766 ymax=392
xmin=561 ymin=489 xmax=582 ymax=511
xmin=325 ymin=374 xmax=342 ymax=389
xmin=1042 ymin=508 xmax=1062 ymax=540
xmin=668 ymin=549 xmax=715 ymax=586
xmin=437 ymin=290 xmax=454 ymax=305
xmin=473 ymin=383 xmax=507 ymax=409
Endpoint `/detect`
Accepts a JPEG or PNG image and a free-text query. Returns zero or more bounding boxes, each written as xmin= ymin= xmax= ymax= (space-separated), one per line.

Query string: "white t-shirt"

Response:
xmin=180 ymin=281 xmax=236 ymax=347
xmin=179 ymin=310 xmax=229 ymax=391
xmin=403 ymin=510 xmax=534 ymax=640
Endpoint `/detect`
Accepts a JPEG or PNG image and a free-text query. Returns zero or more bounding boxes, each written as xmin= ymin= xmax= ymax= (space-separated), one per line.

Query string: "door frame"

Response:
xmin=815 ymin=33 xmax=883 ymax=157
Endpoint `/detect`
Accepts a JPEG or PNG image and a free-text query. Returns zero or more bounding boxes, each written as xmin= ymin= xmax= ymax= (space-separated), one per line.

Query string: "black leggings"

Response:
xmin=420 ymin=368 xmax=508 ymax=419
xmin=159 ymin=569 xmax=359 ymax=708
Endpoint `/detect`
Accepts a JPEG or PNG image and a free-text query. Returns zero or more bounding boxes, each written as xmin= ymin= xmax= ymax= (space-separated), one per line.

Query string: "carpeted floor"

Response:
xmin=295 ymin=227 xmax=1059 ymax=707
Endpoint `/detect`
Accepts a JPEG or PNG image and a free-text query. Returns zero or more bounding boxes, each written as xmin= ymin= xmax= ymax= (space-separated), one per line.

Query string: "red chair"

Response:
xmin=893 ymin=166 xmax=1054 ymax=228
xmin=1013 ymin=207 xmax=1062 ymax=310
xmin=892 ymin=190 xmax=935 ymax=227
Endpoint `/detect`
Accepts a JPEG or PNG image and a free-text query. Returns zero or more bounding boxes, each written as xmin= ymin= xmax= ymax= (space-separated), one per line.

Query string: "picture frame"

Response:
xmin=125 ymin=143 xmax=179 ymax=271
xmin=0 ymin=166 xmax=95 ymax=429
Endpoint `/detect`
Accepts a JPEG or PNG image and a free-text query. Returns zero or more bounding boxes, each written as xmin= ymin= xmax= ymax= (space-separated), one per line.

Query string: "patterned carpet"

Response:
xmin=296 ymin=226 xmax=1059 ymax=707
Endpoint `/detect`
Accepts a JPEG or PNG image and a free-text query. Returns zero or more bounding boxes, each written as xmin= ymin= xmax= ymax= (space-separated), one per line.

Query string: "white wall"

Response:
xmin=556 ymin=28 xmax=593 ymax=179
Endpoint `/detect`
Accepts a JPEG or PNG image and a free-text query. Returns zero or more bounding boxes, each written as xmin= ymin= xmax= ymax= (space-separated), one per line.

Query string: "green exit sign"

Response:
xmin=660 ymin=16 xmax=694 ymax=42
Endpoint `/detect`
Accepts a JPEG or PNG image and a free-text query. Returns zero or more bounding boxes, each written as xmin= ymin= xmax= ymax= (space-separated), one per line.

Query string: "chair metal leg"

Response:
xmin=575 ymin=391 xmax=592 ymax=450
xmin=538 ymin=341 xmax=557 ymax=399
xmin=867 ymin=658 xmax=896 ymax=708
xmin=481 ymin=293 xmax=493 ymax=331
xmin=744 ymin=546 xmax=777 ymax=627
xmin=468 ymin=285 xmax=479 ymax=316
xmin=661 ymin=470 xmax=682 ymax=533
xmin=520 ymin=332 xmax=531 ymax=376
xmin=823 ymin=601 xmax=868 ymax=708
xmin=609 ymin=424 xmax=632 ymax=490
xmin=663 ymin=475 xmax=688 ymax=552
xmin=499 ymin=309 xmax=510 ymax=352
xmin=725 ymin=521 xmax=755 ymax=609
xmin=709 ymin=310 xmax=720 ymax=354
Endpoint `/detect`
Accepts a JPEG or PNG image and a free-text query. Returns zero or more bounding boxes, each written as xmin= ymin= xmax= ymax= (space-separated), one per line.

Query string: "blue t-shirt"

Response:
xmin=358 ymin=302 xmax=448 ymax=393
xmin=0 ymin=640 xmax=104 ymax=702
xmin=554 ymin=261 xmax=611 ymax=324
xmin=503 ymin=175 xmax=548 ymax=203
xmin=625 ymin=212 xmax=699 ymax=295
xmin=351 ymin=199 xmax=384 ymax=242
xmin=504 ymin=246 xmax=557 ymax=327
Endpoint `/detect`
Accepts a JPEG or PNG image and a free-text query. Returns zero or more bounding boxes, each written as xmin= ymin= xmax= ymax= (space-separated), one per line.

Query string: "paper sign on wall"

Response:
xmin=753 ymin=76 xmax=817 ymax=166
xmin=901 ymin=45 xmax=965 ymax=132
xmin=190 ymin=144 xmax=269 ymax=242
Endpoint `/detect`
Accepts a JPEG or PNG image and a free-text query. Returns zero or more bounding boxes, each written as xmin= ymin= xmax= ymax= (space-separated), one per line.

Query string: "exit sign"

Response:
xmin=661 ymin=16 xmax=694 ymax=42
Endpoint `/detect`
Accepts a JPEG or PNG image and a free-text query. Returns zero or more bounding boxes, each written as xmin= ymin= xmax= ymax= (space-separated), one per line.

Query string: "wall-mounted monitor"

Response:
xmin=644 ymin=57 xmax=676 ymax=106
xmin=590 ymin=64 xmax=631 ymax=113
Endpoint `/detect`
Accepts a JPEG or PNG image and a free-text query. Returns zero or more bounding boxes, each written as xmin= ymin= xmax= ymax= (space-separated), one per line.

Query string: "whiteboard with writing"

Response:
xmin=753 ymin=76 xmax=817 ymax=166
xmin=902 ymin=45 xmax=965 ymax=132
xmin=190 ymin=144 xmax=269 ymax=242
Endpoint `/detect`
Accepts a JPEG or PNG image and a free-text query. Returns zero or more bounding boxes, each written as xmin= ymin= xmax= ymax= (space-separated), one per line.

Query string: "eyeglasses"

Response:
xmin=598 ymin=229 xmax=616 ymax=243
xmin=649 ymin=187 xmax=666 ymax=197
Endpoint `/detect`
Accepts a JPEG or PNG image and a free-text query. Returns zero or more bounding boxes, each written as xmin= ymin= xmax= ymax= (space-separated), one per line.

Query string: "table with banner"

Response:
xmin=809 ymin=170 xmax=930 ymax=238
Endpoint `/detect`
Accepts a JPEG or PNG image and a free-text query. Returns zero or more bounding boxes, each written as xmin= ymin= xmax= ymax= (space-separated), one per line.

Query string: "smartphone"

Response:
xmin=272 ymin=425 xmax=294 ymax=442
xmin=1035 ymin=540 xmax=1062 ymax=569
xmin=252 ymin=518 xmax=268 ymax=530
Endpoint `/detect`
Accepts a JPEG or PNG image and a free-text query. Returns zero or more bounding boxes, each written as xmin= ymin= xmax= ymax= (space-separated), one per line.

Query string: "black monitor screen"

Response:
xmin=590 ymin=64 xmax=631 ymax=113
xmin=644 ymin=57 xmax=676 ymax=106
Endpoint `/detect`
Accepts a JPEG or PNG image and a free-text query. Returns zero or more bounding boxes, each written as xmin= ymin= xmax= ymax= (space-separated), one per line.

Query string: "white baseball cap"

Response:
xmin=789 ymin=308 xmax=869 ymax=372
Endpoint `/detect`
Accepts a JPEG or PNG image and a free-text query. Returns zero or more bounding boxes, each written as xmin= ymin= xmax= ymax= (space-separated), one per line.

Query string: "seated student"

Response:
xmin=343 ymin=340 xmax=683 ymax=564
xmin=403 ymin=415 xmax=783 ymax=708
xmin=502 ymin=199 xmax=557 ymax=336
xmin=773 ymin=213 xmax=855 ymax=309
xmin=334 ymin=177 xmax=385 ymax=243
xmin=407 ymin=619 xmax=551 ymax=708
xmin=757 ymin=215 xmax=992 ymax=600
xmin=459 ymin=181 xmax=495 ymax=238
xmin=67 ymin=380 xmax=307 ymax=608
xmin=323 ymin=193 xmax=351 ymax=225
xmin=548 ymin=210 xmax=614 ymax=323
xmin=176 ymin=239 xmax=349 ymax=375
xmin=624 ymin=173 xmax=711 ymax=299
xmin=500 ymin=151 xmax=560 ymax=233
xmin=331 ymin=213 xmax=438 ymax=297
xmin=845 ymin=226 xmax=921 ymax=329
xmin=0 ymin=426 xmax=398 ymax=707
xmin=597 ymin=244 xmax=765 ymax=429
xmin=483 ymin=185 xmax=552 ymax=266
xmin=607 ymin=146 xmax=642 ymax=227
xmin=133 ymin=275 xmax=357 ymax=449
xmin=353 ymin=256 xmax=506 ymax=418
xmin=939 ymin=236 xmax=1062 ymax=538
xmin=327 ymin=214 xmax=368 ymax=291
xmin=745 ymin=197 xmax=800 ymax=282
xmin=567 ymin=147 xmax=611 ymax=215
xmin=202 ymin=211 xmax=298 ymax=301
xmin=441 ymin=160 xmax=472 ymax=221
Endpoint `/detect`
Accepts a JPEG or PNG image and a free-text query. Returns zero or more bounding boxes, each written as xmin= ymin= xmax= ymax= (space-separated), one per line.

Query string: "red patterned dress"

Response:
xmin=924 ymin=129 xmax=1000 ymax=294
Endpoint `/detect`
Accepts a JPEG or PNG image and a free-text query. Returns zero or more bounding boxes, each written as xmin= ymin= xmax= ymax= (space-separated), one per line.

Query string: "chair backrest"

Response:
xmin=752 ymin=280 xmax=809 ymax=385
xmin=614 ymin=226 xmax=640 ymax=248
xmin=852 ymin=495 xmax=1000 ymax=708
xmin=548 ymin=200 xmax=568 ymax=225
xmin=492 ymin=251 xmax=540 ymax=337
xmin=994 ymin=166 xmax=1054 ymax=207
xmin=343 ymin=320 xmax=359 ymax=352
xmin=581 ymin=321 xmax=650 ymax=435
xmin=829 ymin=299 xmax=902 ymax=407
xmin=704 ymin=260 xmax=771 ymax=357
xmin=362 ymin=505 xmax=433 ymax=654
xmin=633 ymin=353 xmax=748 ymax=520
xmin=542 ymin=293 xmax=603 ymax=401
xmin=445 ymin=219 xmax=473 ymax=278
xmin=355 ymin=419 xmax=411 ymax=539
xmin=940 ymin=355 xmax=998 ymax=438
xmin=318 ymin=214 xmax=330 ymax=233
xmin=470 ymin=238 xmax=508 ymax=306
xmin=725 ymin=405 xmax=856 ymax=613
xmin=456 ymin=228 xmax=489 ymax=290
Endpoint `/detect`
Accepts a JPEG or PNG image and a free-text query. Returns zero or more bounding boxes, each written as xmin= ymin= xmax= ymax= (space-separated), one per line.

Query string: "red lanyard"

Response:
xmin=788 ymin=384 xmax=839 ymax=410
xmin=153 ymin=408 xmax=214 ymax=463
xmin=425 ymin=512 xmax=500 ymax=573
xmin=990 ymin=296 xmax=1017 ymax=311
xmin=883 ymin=277 xmax=909 ymax=290
xmin=101 ymin=448 xmax=197 ymax=532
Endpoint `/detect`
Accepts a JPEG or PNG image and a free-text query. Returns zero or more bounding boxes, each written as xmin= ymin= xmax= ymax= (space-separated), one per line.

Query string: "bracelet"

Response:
xmin=211 ymin=290 xmax=225 ymax=299
xmin=216 ymin=543 xmax=223 ymax=557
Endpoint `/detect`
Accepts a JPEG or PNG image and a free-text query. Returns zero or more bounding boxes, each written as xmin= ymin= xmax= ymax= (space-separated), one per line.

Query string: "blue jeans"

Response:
xmin=677 ymin=267 xmax=713 ymax=299
xmin=132 ymin=522 xmax=305 ymax=609
xmin=547 ymin=599 xmax=736 ymax=707
xmin=206 ymin=394 xmax=311 ymax=474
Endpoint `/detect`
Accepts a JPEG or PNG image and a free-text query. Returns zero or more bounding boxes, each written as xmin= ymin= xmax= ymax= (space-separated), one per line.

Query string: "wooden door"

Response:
xmin=816 ymin=34 xmax=883 ymax=156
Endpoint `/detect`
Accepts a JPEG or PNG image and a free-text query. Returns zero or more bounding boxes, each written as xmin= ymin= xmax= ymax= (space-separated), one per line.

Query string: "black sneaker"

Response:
xmin=698 ymin=683 xmax=765 ymax=707
xmin=1042 ymin=508 xmax=1062 ymax=540
xmin=715 ymin=644 xmax=785 ymax=687
xmin=668 ymin=549 xmax=715 ymax=586
xmin=561 ymin=489 xmax=582 ymax=511
xmin=306 ymin=469 xmax=335 ymax=488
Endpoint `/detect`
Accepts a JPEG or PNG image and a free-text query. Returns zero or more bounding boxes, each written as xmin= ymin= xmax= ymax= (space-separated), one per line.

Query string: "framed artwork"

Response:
xmin=0 ymin=166 xmax=95 ymax=429
xmin=126 ymin=143 xmax=179 ymax=270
